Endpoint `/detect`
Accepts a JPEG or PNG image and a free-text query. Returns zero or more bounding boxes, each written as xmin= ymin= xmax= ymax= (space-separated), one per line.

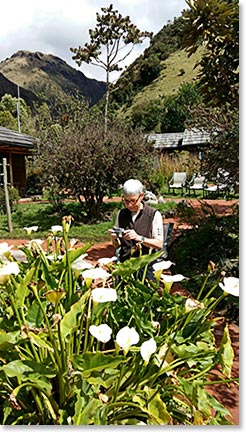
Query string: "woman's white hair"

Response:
xmin=123 ymin=179 xmax=144 ymax=196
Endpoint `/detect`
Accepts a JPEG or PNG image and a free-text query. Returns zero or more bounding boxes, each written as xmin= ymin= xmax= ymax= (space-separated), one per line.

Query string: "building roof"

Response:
xmin=147 ymin=128 xmax=210 ymax=150
xmin=0 ymin=126 xmax=37 ymax=150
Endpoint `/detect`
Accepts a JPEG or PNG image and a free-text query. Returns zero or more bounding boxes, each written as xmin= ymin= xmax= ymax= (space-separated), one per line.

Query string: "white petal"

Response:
xmin=219 ymin=277 xmax=239 ymax=297
xmin=89 ymin=324 xmax=112 ymax=343
xmin=140 ymin=338 xmax=157 ymax=362
xmin=153 ymin=260 xmax=173 ymax=271
xmin=91 ymin=288 xmax=117 ymax=303
xmin=116 ymin=326 xmax=139 ymax=350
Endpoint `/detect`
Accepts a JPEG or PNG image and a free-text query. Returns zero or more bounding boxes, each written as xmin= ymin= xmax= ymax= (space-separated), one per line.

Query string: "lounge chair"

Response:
xmin=168 ymin=172 xmax=187 ymax=196
xmin=204 ymin=169 xmax=231 ymax=199
xmin=187 ymin=174 xmax=207 ymax=197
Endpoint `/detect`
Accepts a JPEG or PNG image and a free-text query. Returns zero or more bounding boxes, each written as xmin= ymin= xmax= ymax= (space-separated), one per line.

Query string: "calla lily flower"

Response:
xmin=82 ymin=268 xmax=111 ymax=287
xmin=0 ymin=262 xmax=20 ymax=284
xmin=0 ymin=242 xmax=13 ymax=257
xmin=72 ymin=260 xmax=93 ymax=272
xmin=23 ymin=226 xmax=39 ymax=234
xmin=152 ymin=260 xmax=173 ymax=271
xmin=160 ymin=273 xmax=187 ymax=293
xmin=116 ymin=326 xmax=139 ymax=354
xmin=89 ymin=324 xmax=112 ymax=343
xmin=50 ymin=225 xmax=63 ymax=235
xmin=219 ymin=277 xmax=239 ymax=297
xmin=98 ymin=257 xmax=117 ymax=266
xmin=185 ymin=298 xmax=204 ymax=313
xmin=140 ymin=338 xmax=157 ymax=365
xmin=91 ymin=287 xmax=117 ymax=303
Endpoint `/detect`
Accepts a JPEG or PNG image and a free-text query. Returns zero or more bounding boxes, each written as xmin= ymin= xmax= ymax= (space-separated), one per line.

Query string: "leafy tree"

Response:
xmin=37 ymin=119 xmax=156 ymax=220
xmin=185 ymin=104 xmax=239 ymax=189
xmin=0 ymin=93 xmax=33 ymax=133
xmin=181 ymin=0 xmax=239 ymax=109
xmin=160 ymin=82 xmax=202 ymax=132
xmin=181 ymin=0 xmax=239 ymax=184
xmin=131 ymin=83 xmax=201 ymax=132
xmin=71 ymin=4 xmax=152 ymax=132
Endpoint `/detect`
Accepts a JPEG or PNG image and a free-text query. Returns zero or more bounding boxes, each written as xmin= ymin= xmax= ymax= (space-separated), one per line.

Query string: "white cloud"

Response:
xmin=1 ymin=0 xmax=187 ymax=81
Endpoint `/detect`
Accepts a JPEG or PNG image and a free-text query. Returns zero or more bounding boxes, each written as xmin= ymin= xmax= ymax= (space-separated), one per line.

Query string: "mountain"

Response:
xmin=0 ymin=50 xmax=106 ymax=107
xmin=0 ymin=72 xmax=42 ymax=110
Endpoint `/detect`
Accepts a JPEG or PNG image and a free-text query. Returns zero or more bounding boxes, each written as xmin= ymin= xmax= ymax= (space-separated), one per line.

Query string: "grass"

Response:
xmin=0 ymin=199 xmax=179 ymax=243
xmin=118 ymin=47 xmax=204 ymax=119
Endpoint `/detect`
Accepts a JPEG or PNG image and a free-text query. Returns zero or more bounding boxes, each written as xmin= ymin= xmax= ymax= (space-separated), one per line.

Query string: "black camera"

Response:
xmin=112 ymin=227 xmax=125 ymax=237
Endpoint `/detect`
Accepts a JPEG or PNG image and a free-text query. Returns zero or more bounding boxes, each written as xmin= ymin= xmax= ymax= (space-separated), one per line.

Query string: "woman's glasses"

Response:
xmin=122 ymin=194 xmax=141 ymax=205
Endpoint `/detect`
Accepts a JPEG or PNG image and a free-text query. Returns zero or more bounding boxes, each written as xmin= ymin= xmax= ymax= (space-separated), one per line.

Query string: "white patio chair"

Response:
xmin=187 ymin=174 xmax=207 ymax=197
xmin=168 ymin=172 xmax=187 ymax=196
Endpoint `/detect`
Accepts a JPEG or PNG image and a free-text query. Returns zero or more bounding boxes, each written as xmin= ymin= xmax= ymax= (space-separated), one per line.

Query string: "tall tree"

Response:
xmin=71 ymin=4 xmax=152 ymax=132
xmin=181 ymin=0 xmax=239 ymax=186
xmin=181 ymin=0 xmax=239 ymax=109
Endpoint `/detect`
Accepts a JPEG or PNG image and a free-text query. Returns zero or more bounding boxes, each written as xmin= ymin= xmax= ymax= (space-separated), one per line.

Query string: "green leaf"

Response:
xmin=73 ymin=352 xmax=128 ymax=376
xmin=218 ymin=323 xmax=234 ymax=378
xmin=113 ymin=251 xmax=163 ymax=279
xmin=2 ymin=359 xmax=56 ymax=380
xmin=15 ymin=266 xmax=36 ymax=307
xmin=0 ymin=330 xmax=20 ymax=347
xmin=60 ymin=290 xmax=90 ymax=340
xmin=73 ymin=393 xmax=102 ymax=425
xmin=25 ymin=300 xmax=46 ymax=327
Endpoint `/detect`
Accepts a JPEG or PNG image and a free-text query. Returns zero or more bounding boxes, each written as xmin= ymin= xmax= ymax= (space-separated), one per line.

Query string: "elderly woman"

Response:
xmin=108 ymin=179 xmax=163 ymax=281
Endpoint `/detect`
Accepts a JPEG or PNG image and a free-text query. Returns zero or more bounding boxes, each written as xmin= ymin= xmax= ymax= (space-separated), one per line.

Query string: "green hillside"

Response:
xmin=118 ymin=47 xmax=203 ymax=119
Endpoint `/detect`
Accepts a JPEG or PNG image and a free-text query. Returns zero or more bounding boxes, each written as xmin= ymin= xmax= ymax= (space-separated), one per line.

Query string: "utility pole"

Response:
xmin=1 ymin=158 xmax=13 ymax=233
xmin=17 ymin=85 xmax=21 ymax=133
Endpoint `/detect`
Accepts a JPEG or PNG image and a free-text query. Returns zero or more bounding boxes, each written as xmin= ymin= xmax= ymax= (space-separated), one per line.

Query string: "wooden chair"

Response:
xmin=168 ymin=172 xmax=187 ymax=196
xmin=187 ymin=174 xmax=207 ymax=197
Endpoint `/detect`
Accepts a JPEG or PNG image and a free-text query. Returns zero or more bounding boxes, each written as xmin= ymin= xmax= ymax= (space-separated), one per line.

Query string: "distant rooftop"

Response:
xmin=0 ymin=126 xmax=37 ymax=149
xmin=148 ymin=128 xmax=210 ymax=150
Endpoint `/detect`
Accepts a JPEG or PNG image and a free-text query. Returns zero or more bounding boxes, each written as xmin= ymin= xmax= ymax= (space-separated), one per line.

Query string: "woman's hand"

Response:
xmin=123 ymin=229 xmax=141 ymax=242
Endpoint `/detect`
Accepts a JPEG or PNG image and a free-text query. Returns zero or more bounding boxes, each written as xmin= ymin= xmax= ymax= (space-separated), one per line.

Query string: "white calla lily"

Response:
xmin=91 ymin=288 xmax=117 ymax=303
xmin=152 ymin=260 xmax=173 ymax=271
xmin=98 ymin=257 xmax=117 ymax=266
xmin=0 ymin=262 xmax=20 ymax=284
xmin=0 ymin=242 xmax=13 ymax=257
xmin=50 ymin=225 xmax=63 ymax=235
xmin=140 ymin=338 xmax=157 ymax=364
xmin=23 ymin=226 xmax=39 ymax=234
xmin=185 ymin=298 xmax=204 ymax=313
xmin=116 ymin=326 xmax=139 ymax=353
xmin=219 ymin=277 xmax=239 ymax=297
xmin=161 ymin=274 xmax=187 ymax=283
xmin=82 ymin=267 xmax=111 ymax=281
xmin=89 ymin=324 xmax=112 ymax=343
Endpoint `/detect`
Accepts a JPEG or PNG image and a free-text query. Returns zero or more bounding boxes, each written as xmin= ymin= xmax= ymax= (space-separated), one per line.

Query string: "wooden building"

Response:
xmin=0 ymin=126 xmax=37 ymax=196
xmin=147 ymin=128 xmax=210 ymax=154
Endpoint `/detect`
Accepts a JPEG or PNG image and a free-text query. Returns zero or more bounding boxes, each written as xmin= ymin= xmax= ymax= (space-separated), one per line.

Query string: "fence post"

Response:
xmin=2 ymin=158 xmax=13 ymax=233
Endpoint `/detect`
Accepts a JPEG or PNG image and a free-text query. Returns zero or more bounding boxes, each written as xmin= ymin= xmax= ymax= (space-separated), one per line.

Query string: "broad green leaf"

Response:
xmin=25 ymin=300 xmax=46 ymax=327
xmin=73 ymin=352 xmax=128 ymax=376
xmin=2 ymin=359 xmax=56 ymax=380
xmin=15 ymin=266 xmax=36 ymax=307
xmin=218 ymin=323 xmax=234 ymax=378
xmin=0 ymin=330 xmax=20 ymax=346
xmin=62 ymin=245 xmax=92 ymax=265
xmin=113 ymin=251 xmax=162 ymax=279
xmin=60 ymin=290 xmax=90 ymax=340
xmin=73 ymin=394 xmax=102 ymax=425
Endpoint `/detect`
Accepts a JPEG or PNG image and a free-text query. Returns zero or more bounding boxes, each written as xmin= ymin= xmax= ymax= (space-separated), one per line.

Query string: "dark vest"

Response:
xmin=118 ymin=203 xmax=157 ymax=262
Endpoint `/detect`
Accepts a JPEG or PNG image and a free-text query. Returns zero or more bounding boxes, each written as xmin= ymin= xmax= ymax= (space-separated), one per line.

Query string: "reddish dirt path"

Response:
xmin=0 ymin=198 xmax=239 ymax=424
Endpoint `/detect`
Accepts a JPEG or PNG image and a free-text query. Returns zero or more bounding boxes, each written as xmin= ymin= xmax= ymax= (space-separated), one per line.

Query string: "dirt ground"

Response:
xmin=0 ymin=198 xmax=239 ymax=424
